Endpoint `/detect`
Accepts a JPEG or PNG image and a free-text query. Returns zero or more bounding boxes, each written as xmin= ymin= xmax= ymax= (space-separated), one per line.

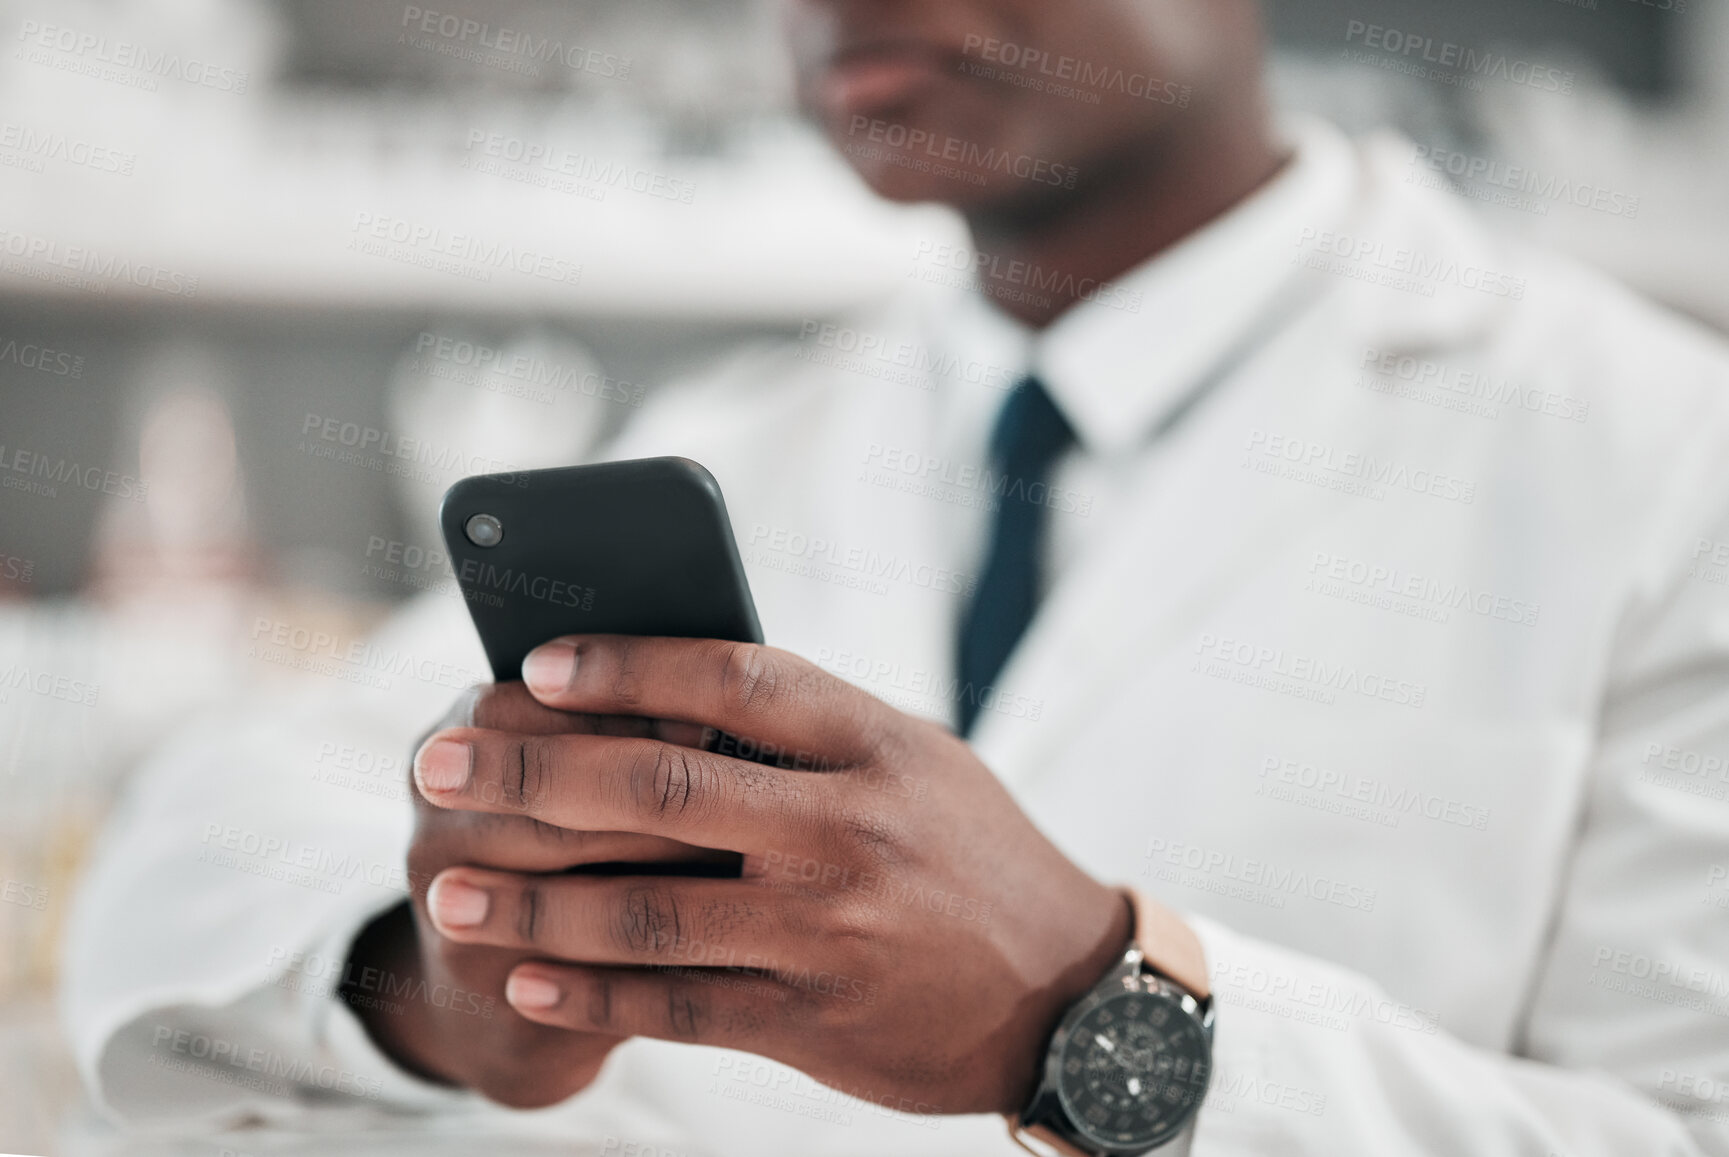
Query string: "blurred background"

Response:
xmin=1 ymin=0 xmax=1726 ymax=1150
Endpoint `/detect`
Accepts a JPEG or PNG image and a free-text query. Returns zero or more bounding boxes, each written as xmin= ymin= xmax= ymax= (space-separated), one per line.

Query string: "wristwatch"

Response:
xmin=1009 ymin=890 xmax=1213 ymax=1156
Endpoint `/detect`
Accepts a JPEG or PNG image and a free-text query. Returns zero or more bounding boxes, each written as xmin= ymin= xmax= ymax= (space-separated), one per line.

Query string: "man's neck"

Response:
xmin=965 ymin=107 xmax=1288 ymax=330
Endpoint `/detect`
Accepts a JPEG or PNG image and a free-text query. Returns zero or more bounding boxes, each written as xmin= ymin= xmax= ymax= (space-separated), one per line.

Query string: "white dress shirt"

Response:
xmin=934 ymin=120 xmax=1356 ymax=596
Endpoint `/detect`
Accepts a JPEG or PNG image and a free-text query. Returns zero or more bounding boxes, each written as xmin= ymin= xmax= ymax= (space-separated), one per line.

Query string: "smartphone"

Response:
xmin=440 ymin=457 xmax=763 ymax=682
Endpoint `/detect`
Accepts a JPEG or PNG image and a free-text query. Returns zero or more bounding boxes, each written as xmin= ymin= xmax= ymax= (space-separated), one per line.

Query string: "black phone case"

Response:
xmin=440 ymin=457 xmax=764 ymax=682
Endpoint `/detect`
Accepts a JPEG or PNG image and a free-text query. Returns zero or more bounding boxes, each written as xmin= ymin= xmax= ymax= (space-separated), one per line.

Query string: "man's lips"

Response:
xmin=820 ymin=42 xmax=956 ymax=116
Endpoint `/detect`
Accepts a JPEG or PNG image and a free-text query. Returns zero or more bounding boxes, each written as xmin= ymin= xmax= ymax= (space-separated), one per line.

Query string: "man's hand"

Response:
xmin=411 ymin=635 xmax=1167 ymax=1116
xmin=343 ymin=682 xmax=735 ymax=1107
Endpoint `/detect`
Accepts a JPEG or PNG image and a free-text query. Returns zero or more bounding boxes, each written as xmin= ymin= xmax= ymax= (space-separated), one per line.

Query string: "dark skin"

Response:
xmin=784 ymin=0 xmax=1285 ymax=325
xmin=344 ymin=683 xmax=736 ymax=1106
xmin=379 ymin=638 xmax=1142 ymax=1112
xmin=345 ymin=0 xmax=1277 ymax=1115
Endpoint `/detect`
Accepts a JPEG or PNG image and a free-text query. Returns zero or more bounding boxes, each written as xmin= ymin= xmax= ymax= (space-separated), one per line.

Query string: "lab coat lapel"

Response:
xmin=966 ymin=325 xmax=1359 ymax=793
xmin=970 ymin=267 xmax=1501 ymax=794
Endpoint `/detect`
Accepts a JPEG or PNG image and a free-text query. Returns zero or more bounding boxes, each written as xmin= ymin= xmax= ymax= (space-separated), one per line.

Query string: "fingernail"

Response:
xmin=415 ymin=740 xmax=471 ymax=794
xmin=507 ymin=973 xmax=562 ymax=1010
xmin=428 ymin=876 xmax=489 ymax=929
xmin=522 ymin=641 xmax=578 ymax=697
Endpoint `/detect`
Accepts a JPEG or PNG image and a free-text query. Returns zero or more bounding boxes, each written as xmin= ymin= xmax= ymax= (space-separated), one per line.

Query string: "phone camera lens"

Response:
xmin=464 ymin=513 xmax=504 ymax=548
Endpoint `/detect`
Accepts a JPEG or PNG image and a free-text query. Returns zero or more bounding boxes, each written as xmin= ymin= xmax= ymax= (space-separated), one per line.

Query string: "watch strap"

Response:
xmin=1009 ymin=1121 xmax=1094 ymax=1157
xmin=1008 ymin=1115 xmax=1199 ymax=1157
xmin=1121 ymin=887 xmax=1210 ymax=1001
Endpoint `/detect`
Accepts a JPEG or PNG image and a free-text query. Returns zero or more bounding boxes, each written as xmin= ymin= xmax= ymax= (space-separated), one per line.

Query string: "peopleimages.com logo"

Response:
xmin=959 ymin=34 xmax=1192 ymax=107
xmin=847 ymin=116 xmax=1078 ymax=189
xmin=398 ymin=6 xmax=631 ymax=80
xmin=15 ymin=19 xmax=250 ymax=93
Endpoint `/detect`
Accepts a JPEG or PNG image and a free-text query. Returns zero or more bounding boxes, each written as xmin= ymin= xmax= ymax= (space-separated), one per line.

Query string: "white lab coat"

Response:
xmin=62 ymin=118 xmax=1729 ymax=1156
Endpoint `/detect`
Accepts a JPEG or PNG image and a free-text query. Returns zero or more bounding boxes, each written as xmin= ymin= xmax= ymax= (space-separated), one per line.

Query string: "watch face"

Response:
xmin=1054 ymin=989 xmax=1210 ymax=1152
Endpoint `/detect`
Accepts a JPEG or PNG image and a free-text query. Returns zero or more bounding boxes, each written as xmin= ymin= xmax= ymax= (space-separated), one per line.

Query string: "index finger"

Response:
xmin=456 ymin=682 xmax=709 ymax=748
xmin=415 ymin=728 xmax=825 ymax=855
xmin=520 ymin=637 xmax=889 ymax=766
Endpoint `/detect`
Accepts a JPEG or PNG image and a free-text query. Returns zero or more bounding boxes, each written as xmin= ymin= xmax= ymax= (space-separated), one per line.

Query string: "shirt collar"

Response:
xmin=940 ymin=115 xmax=1358 ymax=459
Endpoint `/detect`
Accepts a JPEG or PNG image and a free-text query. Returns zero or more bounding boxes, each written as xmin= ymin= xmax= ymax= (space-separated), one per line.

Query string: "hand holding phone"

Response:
xmin=343 ymin=459 xmax=763 ymax=1094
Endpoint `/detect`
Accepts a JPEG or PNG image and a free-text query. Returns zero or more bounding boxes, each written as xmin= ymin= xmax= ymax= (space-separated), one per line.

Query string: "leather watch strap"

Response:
xmin=1009 ymin=1116 xmax=1198 ymax=1157
xmin=1121 ymin=888 xmax=1210 ymax=1000
xmin=1009 ymin=1121 xmax=1097 ymax=1156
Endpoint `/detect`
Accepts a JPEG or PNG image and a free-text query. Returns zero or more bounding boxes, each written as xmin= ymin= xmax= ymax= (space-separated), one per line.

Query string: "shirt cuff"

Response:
xmin=303 ymin=895 xmax=479 ymax=1113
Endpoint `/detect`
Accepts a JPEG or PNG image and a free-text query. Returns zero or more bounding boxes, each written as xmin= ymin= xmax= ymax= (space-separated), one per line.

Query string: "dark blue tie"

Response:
xmin=956 ymin=376 xmax=1077 ymax=736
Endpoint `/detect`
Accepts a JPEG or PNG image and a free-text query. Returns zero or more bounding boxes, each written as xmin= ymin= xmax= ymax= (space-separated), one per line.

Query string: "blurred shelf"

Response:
xmin=0 ymin=92 xmax=964 ymax=323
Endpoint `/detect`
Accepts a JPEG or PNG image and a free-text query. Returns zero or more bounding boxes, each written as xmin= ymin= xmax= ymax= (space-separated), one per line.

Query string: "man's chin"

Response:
xmin=850 ymin=154 xmax=1074 ymax=221
xmin=831 ymin=125 xmax=1028 ymax=206
xmin=854 ymin=161 xmax=989 ymax=207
